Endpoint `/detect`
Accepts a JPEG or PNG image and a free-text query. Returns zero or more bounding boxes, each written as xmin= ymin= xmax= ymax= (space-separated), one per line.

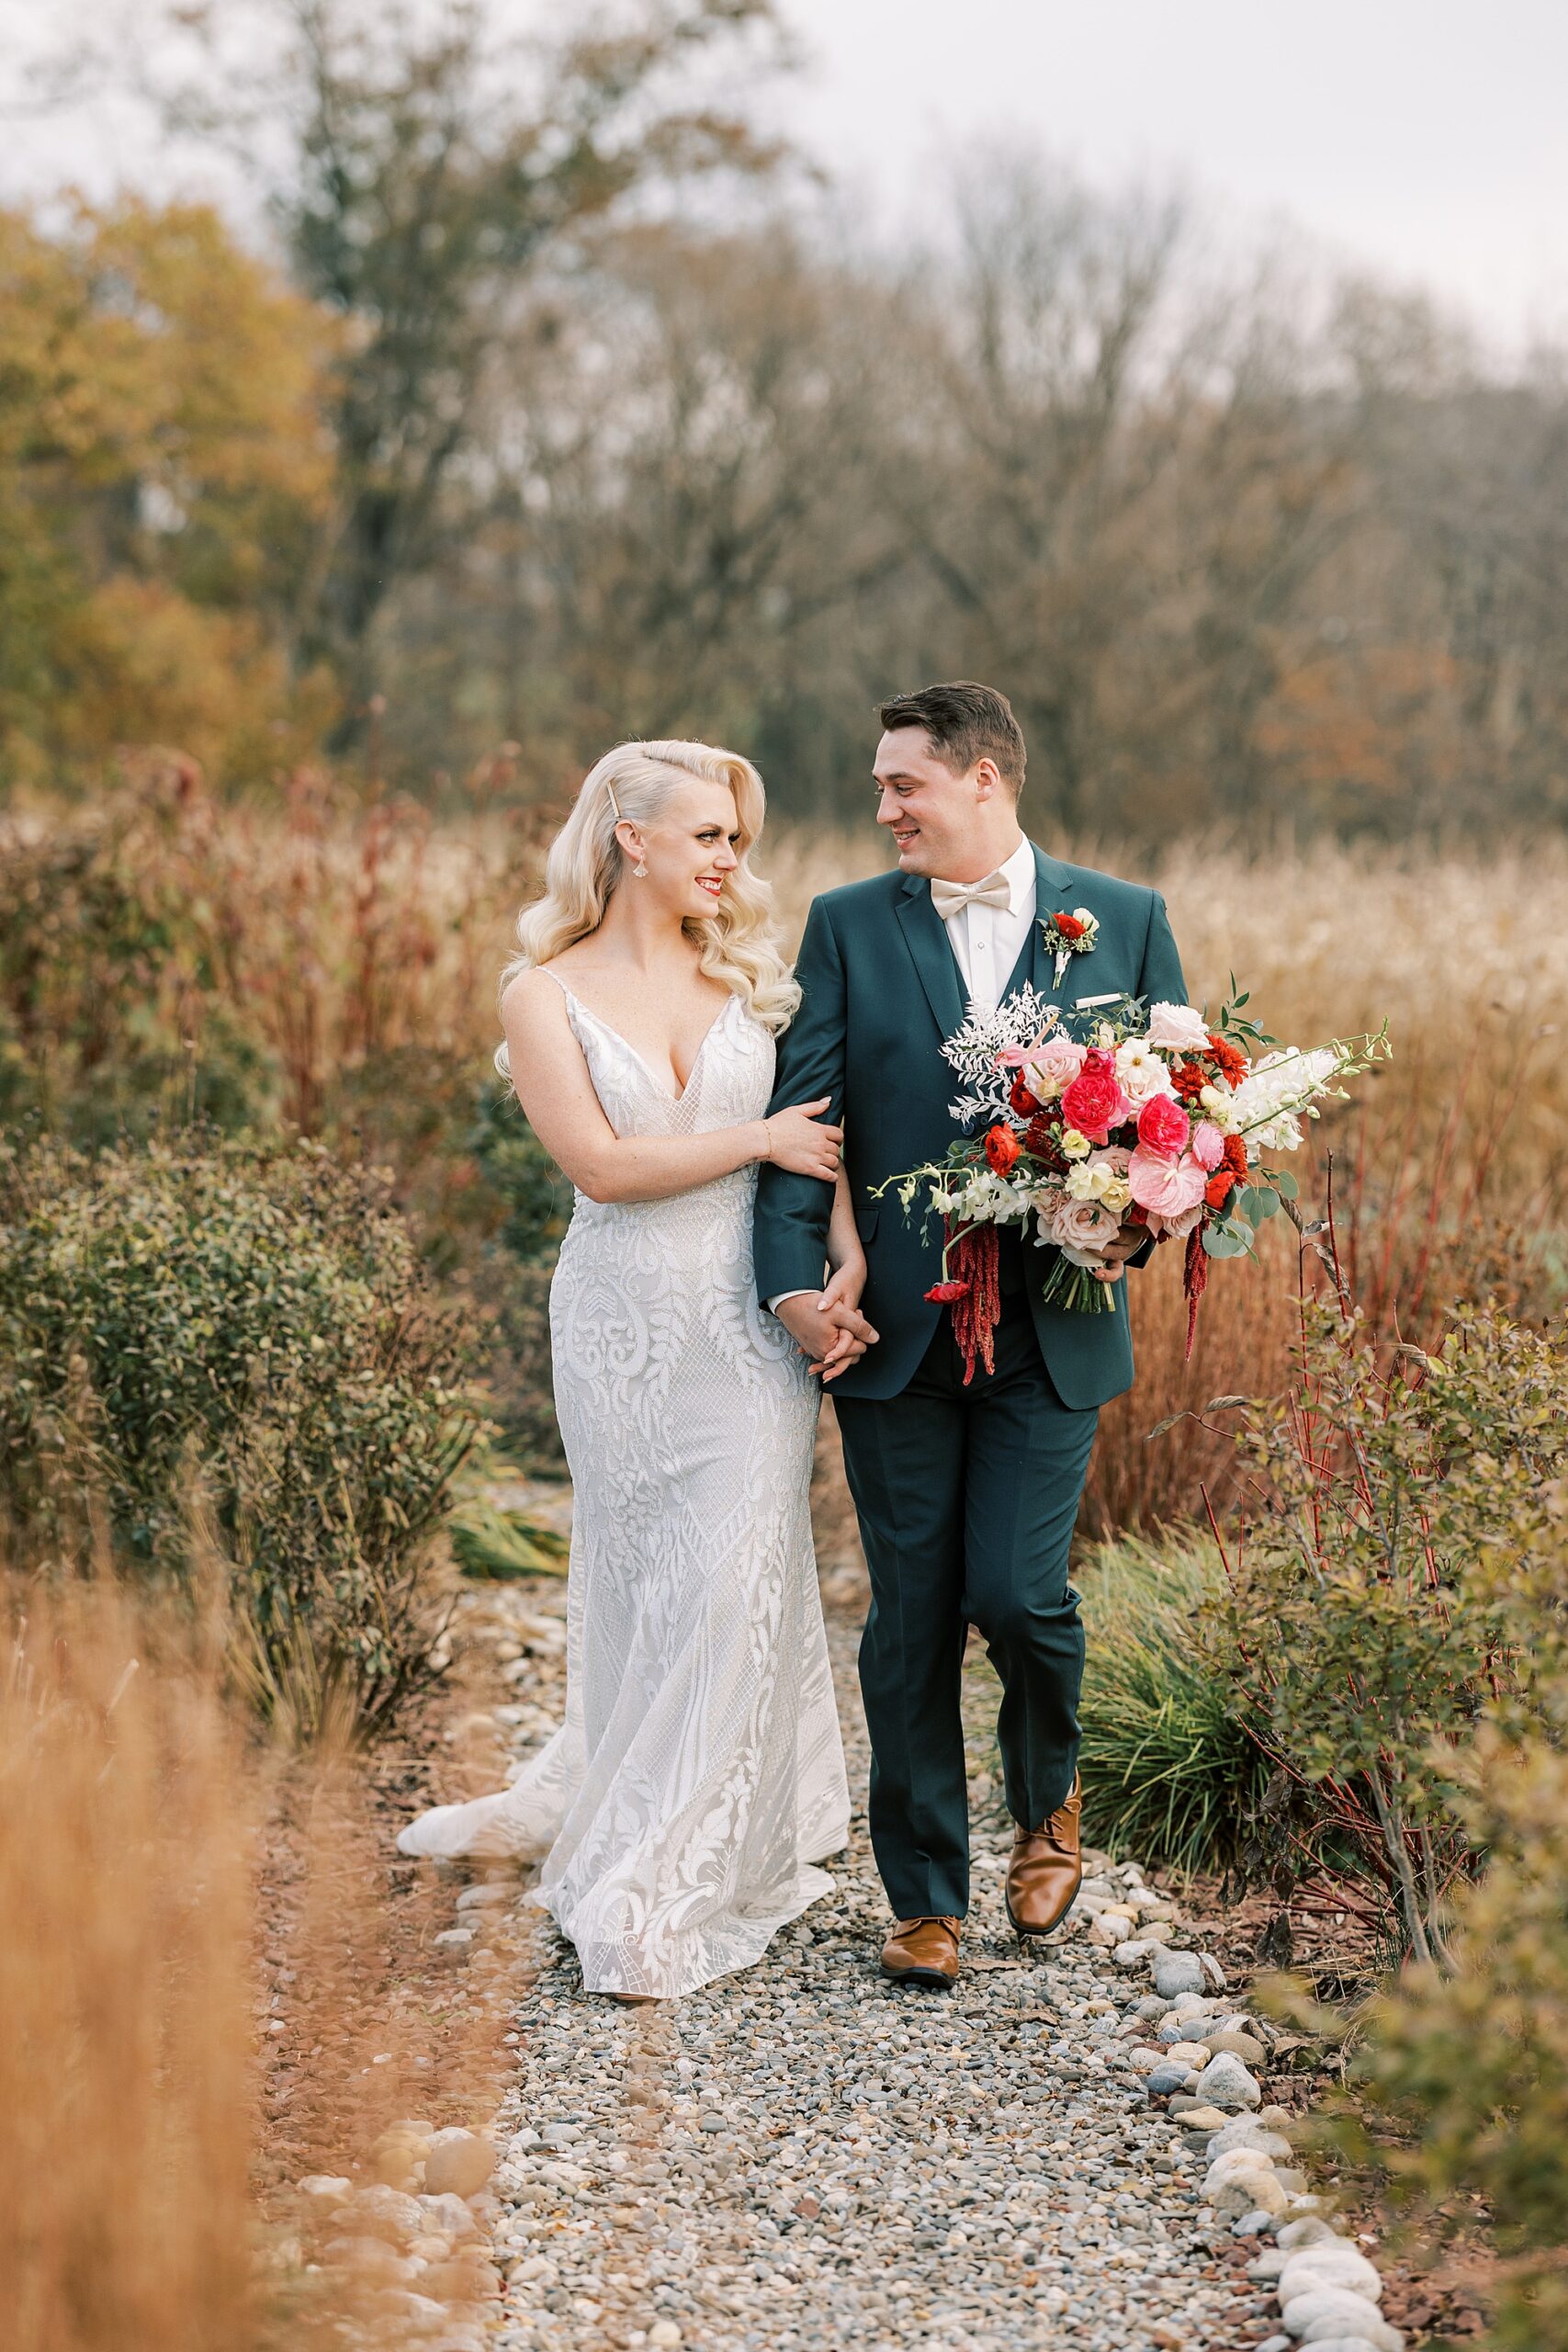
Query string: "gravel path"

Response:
xmin=459 ymin=1550 xmax=1276 ymax=2352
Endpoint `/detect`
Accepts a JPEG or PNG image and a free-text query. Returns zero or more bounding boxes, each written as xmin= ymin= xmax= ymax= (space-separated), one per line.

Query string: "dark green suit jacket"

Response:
xmin=753 ymin=843 xmax=1188 ymax=1408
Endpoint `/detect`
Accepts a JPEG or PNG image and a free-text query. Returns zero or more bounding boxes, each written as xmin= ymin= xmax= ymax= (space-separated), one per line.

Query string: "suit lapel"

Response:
xmin=1020 ymin=842 xmax=1077 ymax=1005
xmin=895 ymin=877 xmax=967 ymax=1041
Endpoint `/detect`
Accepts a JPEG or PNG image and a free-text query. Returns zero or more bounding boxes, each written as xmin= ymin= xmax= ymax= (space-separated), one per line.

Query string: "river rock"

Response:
xmin=297 ymin=2174 xmax=353 ymax=2208
xmin=1210 ymin=2119 xmax=1292 ymax=2162
xmin=1281 ymin=2285 xmax=1402 ymax=2346
xmin=1194 ymin=2051 xmax=1262 ymax=2109
xmin=1277 ymin=2216 xmax=1338 ymax=2250
xmin=424 ymin=2129 xmax=495 ymax=2199
xmin=351 ymin=2186 xmax=425 ymax=2243
xmin=1279 ymin=2247 xmax=1383 ymax=2303
xmin=420 ymin=2191 xmax=481 ymax=2241
xmin=1207 ymin=2030 xmax=1269 ymax=2064
xmin=1112 ymin=1938 xmax=1166 ymax=1970
xmin=1151 ymin=1951 xmax=1207 ymax=1999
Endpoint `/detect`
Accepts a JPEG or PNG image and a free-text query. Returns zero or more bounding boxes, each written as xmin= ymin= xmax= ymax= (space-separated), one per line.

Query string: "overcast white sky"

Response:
xmin=773 ymin=0 xmax=1568 ymax=352
xmin=4 ymin=0 xmax=1566 ymax=352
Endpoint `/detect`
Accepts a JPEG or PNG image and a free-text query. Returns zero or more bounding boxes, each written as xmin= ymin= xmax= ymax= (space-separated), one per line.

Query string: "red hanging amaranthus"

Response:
xmin=1182 ymin=1224 xmax=1209 ymax=1360
xmin=924 ymin=1220 xmax=1001 ymax=1385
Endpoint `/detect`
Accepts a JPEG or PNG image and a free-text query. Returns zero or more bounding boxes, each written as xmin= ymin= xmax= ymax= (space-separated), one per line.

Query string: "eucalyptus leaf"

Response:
xmin=1238 ymin=1185 xmax=1280 ymax=1227
xmin=1201 ymin=1224 xmax=1251 ymax=1260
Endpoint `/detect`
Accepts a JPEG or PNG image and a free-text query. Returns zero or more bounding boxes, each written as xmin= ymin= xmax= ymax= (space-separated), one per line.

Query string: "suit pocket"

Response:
xmin=854 ymin=1204 xmax=880 ymax=1242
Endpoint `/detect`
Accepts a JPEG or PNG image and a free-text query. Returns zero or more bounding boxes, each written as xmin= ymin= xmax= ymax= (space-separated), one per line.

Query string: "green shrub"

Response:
xmin=1344 ymin=1717 xmax=1568 ymax=2351
xmin=1206 ymin=1297 xmax=1568 ymax=1962
xmin=468 ymin=1081 xmax=572 ymax=1267
xmin=0 ymin=1129 xmax=479 ymax=1727
xmin=1076 ymin=1527 xmax=1271 ymax=1876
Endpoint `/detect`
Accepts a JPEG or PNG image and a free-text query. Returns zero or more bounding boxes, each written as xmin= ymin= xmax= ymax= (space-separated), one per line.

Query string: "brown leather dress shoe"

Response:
xmin=880 ymin=1916 xmax=961 ymax=1989
xmin=1005 ymin=1771 xmax=1083 ymax=1937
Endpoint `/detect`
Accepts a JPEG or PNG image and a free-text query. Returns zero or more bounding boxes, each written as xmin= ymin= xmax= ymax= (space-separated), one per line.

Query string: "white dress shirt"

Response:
xmin=939 ymin=832 xmax=1037 ymax=1012
xmin=768 ymin=834 xmax=1037 ymax=1313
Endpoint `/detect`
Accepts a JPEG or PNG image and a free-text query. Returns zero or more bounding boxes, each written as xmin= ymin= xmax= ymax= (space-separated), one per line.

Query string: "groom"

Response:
xmin=755 ymin=682 xmax=1186 ymax=1988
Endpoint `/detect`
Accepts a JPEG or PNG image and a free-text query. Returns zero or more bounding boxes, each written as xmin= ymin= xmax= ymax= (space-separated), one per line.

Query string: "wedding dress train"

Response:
xmin=398 ymin=978 xmax=850 ymax=1998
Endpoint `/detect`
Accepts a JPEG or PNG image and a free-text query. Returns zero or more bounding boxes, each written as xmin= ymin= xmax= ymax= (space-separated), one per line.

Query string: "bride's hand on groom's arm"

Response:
xmin=761 ymin=1098 xmax=843 ymax=1181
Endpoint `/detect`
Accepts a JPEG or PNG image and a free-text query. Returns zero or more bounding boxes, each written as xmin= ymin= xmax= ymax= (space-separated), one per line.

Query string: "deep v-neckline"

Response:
xmin=550 ymin=975 xmax=734 ymax=1105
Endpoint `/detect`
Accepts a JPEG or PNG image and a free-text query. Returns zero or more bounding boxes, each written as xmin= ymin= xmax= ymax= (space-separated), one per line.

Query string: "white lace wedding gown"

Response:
xmin=399 ymin=978 xmax=850 ymax=1998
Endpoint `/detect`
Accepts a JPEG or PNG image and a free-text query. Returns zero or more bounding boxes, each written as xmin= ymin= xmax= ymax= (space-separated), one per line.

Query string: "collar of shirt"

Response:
xmin=937 ymin=834 xmax=1038 ymax=1010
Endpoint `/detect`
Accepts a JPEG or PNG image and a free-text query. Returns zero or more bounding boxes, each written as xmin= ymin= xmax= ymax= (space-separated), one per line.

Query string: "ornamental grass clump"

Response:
xmin=0 ymin=1130 xmax=479 ymax=1728
xmin=1205 ymin=1296 xmax=1568 ymax=1963
xmin=1075 ymin=1526 xmax=1272 ymax=1876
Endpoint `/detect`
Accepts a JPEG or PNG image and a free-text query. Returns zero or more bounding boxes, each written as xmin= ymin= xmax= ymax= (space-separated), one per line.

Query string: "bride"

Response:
xmin=399 ymin=740 xmax=873 ymax=2001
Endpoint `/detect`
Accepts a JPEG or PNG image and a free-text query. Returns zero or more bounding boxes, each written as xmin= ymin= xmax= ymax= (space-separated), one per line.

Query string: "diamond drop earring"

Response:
xmin=634 ymin=855 xmax=649 ymax=877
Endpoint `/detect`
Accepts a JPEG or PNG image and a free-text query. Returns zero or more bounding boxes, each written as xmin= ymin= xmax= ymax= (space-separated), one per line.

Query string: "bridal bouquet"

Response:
xmin=877 ymin=986 xmax=1389 ymax=1378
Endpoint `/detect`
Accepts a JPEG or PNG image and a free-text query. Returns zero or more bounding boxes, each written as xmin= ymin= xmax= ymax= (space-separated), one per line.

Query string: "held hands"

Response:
xmin=773 ymin=1267 xmax=878 ymax=1385
xmin=761 ymin=1098 xmax=842 ymax=1182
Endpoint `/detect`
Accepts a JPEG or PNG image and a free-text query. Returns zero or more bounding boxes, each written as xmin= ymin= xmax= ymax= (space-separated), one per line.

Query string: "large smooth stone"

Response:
xmin=1282 ymin=2286 xmax=1402 ymax=2347
xmin=1151 ymin=1951 xmax=1207 ymax=1999
xmin=350 ymin=2186 xmax=425 ymax=2244
xmin=1214 ymin=2168 xmax=1288 ymax=2217
xmin=1279 ymin=2248 xmax=1382 ymax=2303
xmin=1276 ymin=2217 xmax=1338 ymax=2250
xmin=1207 ymin=2030 xmax=1269 ymax=2064
xmin=423 ymin=2129 xmax=495 ymax=2199
xmin=1195 ymin=2051 xmax=1263 ymax=2109
xmin=1210 ymin=2119 xmax=1293 ymax=2162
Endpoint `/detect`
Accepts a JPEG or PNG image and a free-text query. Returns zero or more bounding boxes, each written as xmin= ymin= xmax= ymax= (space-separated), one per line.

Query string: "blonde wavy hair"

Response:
xmin=497 ymin=740 xmax=799 ymax=1077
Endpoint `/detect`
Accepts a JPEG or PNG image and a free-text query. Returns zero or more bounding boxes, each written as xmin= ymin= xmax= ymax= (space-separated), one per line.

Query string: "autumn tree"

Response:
xmin=0 ymin=198 xmax=337 ymax=782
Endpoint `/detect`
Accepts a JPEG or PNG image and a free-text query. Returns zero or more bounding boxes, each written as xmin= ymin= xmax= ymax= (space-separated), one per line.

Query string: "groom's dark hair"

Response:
xmin=876 ymin=681 xmax=1026 ymax=796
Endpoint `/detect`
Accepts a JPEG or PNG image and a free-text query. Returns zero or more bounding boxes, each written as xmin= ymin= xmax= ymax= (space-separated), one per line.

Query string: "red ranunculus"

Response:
xmin=1222 ymin=1134 xmax=1249 ymax=1179
xmin=985 ymin=1123 xmax=1021 ymax=1174
xmin=1136 ymin=1092 xmax=1191 ymax=1157
xmin=1204 ymin=1170 xmax=1237 ymax=1209
xmin=925 ymin=1280 xmax=971 ymax=1303
xmin=1052 ymin=910 xmax=1088 ymax=939
xmin=1207 ymin=1033 xmax=1248 ymax=1086
xmin=1170 ymin=1058 xmax=1207 ymax=1104
xmin=1010 ymin=1073 xmax=1041 ymax=1116
xmin=1059 ymin=1052 xmax=1132 ymax=1144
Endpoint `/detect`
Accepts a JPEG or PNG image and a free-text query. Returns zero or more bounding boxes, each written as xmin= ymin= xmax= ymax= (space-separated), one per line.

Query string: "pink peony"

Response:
xmin=1190 ymin=1120 xmax=1226 ymax=1172
xmin=1128 ymin=1142 xmax=1210 ymax=1221
xmin=1145 ymin=1001 xmax=1213 ymax=1053
xmin=1136 ymin=1093 xmax=1191 ymax=1157
xmin=1024 ymin=1034 xmax=1089 ymax=1098
xmin=1060 ymin=1051 xmax=1133 ymax=1144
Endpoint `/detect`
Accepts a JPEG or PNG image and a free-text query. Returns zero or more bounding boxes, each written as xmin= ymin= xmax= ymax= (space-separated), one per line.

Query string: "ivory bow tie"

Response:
xmin=930 ymin=870 xmax=1011 ymax=920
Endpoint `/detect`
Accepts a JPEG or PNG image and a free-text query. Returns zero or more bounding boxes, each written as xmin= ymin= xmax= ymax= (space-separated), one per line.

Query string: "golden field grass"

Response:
xmin=0 ymin=1543 xmax=528 ymax=2352
xmin=8 ymin=771 xmax=1563 ymax=1530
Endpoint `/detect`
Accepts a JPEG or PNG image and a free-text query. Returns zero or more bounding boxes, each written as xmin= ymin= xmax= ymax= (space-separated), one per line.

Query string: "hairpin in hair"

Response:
xmin=605 ymin=782 xmax=623 ymax=822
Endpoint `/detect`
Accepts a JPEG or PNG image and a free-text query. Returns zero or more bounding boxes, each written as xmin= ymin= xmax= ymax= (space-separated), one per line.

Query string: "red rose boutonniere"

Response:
xmin=1040 ymin=906 xmax=1100 ymax=986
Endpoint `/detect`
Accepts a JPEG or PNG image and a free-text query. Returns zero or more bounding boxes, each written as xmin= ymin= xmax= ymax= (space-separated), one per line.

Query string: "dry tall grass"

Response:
xmin=8 ymin=773 xmax=1563 ymax=1531
xmin=0 ymin=1579 xmax=259 ymax=2352
xmin=0 ymin=1545 xmax=525 ymax=2352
